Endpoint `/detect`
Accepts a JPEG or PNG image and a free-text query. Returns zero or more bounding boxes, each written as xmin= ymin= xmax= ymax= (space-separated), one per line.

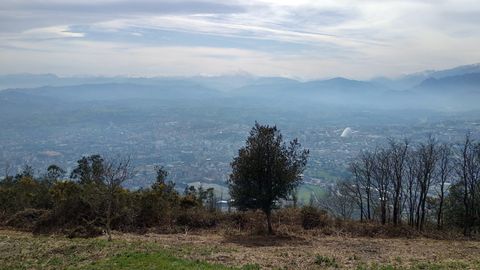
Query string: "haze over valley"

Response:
xmin=1 ymin=64 xmax=480 ymax=196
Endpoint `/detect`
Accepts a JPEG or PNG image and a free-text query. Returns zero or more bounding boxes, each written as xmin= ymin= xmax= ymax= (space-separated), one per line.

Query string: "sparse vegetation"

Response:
xmin=314 ymin=255 xmax=339 ymax=268
xmin=0 ymin=125 xmax=479 ymax=269
xmin=1 ymin=229 xmax=479 ymax=270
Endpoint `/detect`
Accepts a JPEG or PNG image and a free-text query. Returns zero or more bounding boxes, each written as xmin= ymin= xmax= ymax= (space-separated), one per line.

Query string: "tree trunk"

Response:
xmin=419 ymin=193 xmax=427 ymax=231
xmin=366 ymin=188 xmax=371 ymax=220
xmin=356 ymin=184 xmax=364 ymax=222
xmin=381 ymin=198 xmax=387 ymax=225
xmin=393 ymin=194 xmax=399 ymax=225
xmin=265 ymin=210 xmax=273 ymax=234
xmin=437 ymin=193 xmax=444 ymax=229
xmin=106 ymin=197 xmax=112 ymax=241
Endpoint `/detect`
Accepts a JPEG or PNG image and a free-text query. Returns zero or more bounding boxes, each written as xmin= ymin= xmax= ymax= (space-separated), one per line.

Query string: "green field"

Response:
xmin=87 ymin=252 xmax=259 ymax=270
xmin=297 ymin=183 xmax=326 ymax=204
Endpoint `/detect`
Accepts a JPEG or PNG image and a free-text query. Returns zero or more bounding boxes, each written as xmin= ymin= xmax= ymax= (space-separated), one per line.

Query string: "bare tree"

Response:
xmin=457 ymin=134 xmax=480 ymax=236
xmin=320 ymin=182 xmax=355 ymax=220
xmin=340 ymin=133 xmax=479 ymax=233
xmin=388 ymin=138 xmax=409 ymax=225
xmin=3 ymin=161 xmax=12 ymax=180
xmin=415 ymin=137 xmax=438 ymax=230
xmin=405 ymin=149 xmax=420 ymax=227
xmin=361 ymin=152 xmax=376 ymax=221
xmin=349 ymin=161 xmax=365 ymax=221
xmin=103 ymin=156 xmax=132 ymax=241
xmin=435 ymin=143 xmax=453 ymax=229
xmin=372 ymin=148 xmax=391 ymax=225
xmin=349 ymin=151 xmax=376 ymax=221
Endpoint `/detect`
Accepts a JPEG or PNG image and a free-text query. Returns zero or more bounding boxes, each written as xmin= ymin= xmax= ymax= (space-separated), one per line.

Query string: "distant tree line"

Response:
xmin=321 ymin=134 xmax=480 ymax=236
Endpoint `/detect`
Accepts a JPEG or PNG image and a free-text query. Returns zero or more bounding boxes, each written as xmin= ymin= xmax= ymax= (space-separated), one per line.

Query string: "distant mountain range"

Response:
xmin=372 ymin=63 xmax=480 ymax=90
xmin=0 ymin=63 xmax=479 ymax=111
xmin=416 ymin=72 xmax=480 ymax=92
xmin=2 ymin=63 xmax=480 ymax=90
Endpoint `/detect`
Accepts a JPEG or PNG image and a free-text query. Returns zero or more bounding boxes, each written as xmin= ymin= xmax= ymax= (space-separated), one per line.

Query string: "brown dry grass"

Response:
xmin=119 ymin=229 xmax=480 ymax=269
xmin=1 ymin=227 xmax=480 ymax=269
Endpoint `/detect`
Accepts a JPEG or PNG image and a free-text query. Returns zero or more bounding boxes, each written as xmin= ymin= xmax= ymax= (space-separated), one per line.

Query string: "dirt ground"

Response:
xmin=121 ymin=231 xmax=480 ymax=269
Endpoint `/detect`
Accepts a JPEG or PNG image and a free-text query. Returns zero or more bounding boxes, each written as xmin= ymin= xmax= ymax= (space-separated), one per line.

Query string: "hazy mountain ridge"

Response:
xmin=416 ymin=72 xmax=480 ymax=92
xmin=1 ymin=65 xmax=479 ymax=191
xmin=1 ymin=63 xmax=478 ymax=91
xmin=5 ymin=82 xmax=221 ymax=101
xmin=372 ymin=63 xmax=480 ymax=90
xmin=1 ymin=63 xmax=480 ymax=111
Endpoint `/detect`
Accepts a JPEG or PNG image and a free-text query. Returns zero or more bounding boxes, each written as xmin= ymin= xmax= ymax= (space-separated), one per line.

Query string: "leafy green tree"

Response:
xmin=46 ymin=165 xmax=66 ymax=182
xmin=181 ymin=186 xmax=201 ymax=209
xmin=70 ymin=155 xmax=104 ymax=184
xmin=49 ymin=181 xmax=83 ymax=225
xmin=136 ymin=166 xmax=178 ymax=227
xmin=70 ymin=155 xmax=106 ymax=221
xmin=228 ymin=123 xmax=309 ymax=234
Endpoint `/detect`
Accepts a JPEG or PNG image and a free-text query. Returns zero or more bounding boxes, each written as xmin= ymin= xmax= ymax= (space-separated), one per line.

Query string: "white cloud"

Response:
xmin=0 ymin=0 xmax=480 ymax=78
xmin=23 ymin=26 xmax=85 ymax=38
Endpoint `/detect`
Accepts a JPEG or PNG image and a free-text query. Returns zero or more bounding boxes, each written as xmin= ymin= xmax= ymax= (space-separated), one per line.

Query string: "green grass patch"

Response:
xmin=314 ymin=255 xmax=339 ymax=268
xmin=0 ymin=232 xmax=243 ymax=270
xmin=84 ymin=251 xmax=255 ymax=270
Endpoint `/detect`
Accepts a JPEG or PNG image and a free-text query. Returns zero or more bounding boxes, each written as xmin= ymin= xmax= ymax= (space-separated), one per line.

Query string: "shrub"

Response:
xmin=64 ymin=224 xmax=103 ymax=238
xmin=275 ymin=207 xmax=302 ymax=226
xmin=175 ymin=208 xmax=218 ymax=229
xmin=241 ymin=264 xmax=261 ymax=270
xmin=301 ymin=206 xmax=330 ymax=229
xmin=314 ymin=255 xmax=339 ymax=268
xmin=223 ymin=211 xmax=268 ymax=234
xmin=5 ymin=208 xmax=50 ymax=230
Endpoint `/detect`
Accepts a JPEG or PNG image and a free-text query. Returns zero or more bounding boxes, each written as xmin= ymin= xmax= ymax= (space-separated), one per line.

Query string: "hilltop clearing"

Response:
xmin=1 ymin=229 xmax=479 ymax=269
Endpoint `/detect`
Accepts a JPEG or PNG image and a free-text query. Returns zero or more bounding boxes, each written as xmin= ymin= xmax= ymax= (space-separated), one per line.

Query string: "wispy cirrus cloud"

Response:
xmin=1 ymin=0 xmax=480 ymax=79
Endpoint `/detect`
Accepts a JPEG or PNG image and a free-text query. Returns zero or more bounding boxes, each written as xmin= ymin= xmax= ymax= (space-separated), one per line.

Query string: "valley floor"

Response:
xmin=0 ymin=228 xmax=479 ymax=269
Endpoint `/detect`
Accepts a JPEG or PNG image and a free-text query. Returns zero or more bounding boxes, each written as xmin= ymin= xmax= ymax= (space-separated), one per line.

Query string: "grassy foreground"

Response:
xmin=1 ymin=229 xmax=479 ymax=269
xmin=0 ymin=229 xmax=256 ymax=270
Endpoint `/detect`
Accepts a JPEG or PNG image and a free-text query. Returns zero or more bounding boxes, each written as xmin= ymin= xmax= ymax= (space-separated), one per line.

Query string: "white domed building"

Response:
xmin=340 ymin=127 xmax=353 ymax=137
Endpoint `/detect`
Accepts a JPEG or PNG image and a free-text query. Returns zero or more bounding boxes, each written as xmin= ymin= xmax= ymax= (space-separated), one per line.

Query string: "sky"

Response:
xmin=1 ymin=0 xmax=480 ymax=80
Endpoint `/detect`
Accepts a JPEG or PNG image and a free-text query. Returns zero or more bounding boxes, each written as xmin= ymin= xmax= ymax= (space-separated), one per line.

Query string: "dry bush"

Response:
xmin=275 ymin=207 xmax=302 ymax=226
xmin=217 ymin=210 xmax=468 ymax=240
xmin=300 ymin=206 xmax=331 ymax=230
xmin=28 ymin=208 xmax=106 ymax=238
xmin=221 ymin=211 xmax=268 ymax=234
xmin=5 ymin=208 xmax=50 ymax=230
xmin=271 ymin=207 xmax=304 ymax=234
xmin=333 ymin=220 xmax=422 ymax=238
xmin=32 ymin=212 xmax=104 ymax=238
xmin=63 ymin=224 xmax=104 ymax=238
xmin=175 ymin=208 xmax=219 ymax=229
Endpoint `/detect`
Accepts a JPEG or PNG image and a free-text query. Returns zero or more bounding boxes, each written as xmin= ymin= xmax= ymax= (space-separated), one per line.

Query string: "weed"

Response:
xmin=241 ymin=264 xmax=261 ymax=270
xmin=314 ymin=255 xmax=339 ymax=268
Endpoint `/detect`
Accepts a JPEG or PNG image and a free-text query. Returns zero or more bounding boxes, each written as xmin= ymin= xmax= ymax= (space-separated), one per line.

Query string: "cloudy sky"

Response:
xmin=1 ymin=0 xmax=479 ymax=79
